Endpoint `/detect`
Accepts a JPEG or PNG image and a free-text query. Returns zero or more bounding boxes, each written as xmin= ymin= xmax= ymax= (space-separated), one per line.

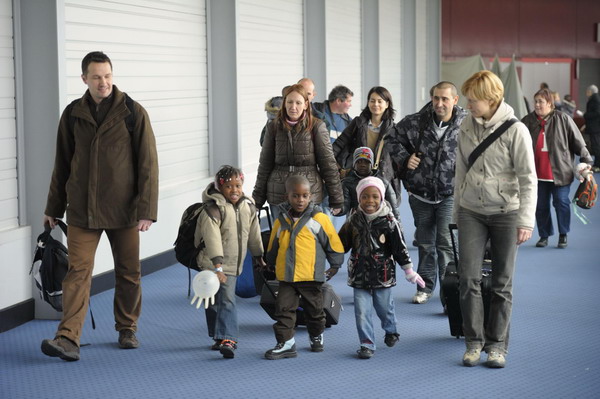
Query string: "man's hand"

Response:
xmin=407 ymin=153 xmax=421 ymax=170
xmin=43 ymin=215 xmax=58 ymax=229
xmin=138 ymin=219 xmax=153 ymax=232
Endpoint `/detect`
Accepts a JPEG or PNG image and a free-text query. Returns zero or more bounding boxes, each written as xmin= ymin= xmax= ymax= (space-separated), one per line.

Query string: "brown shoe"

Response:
xmin=118 ymin=329 xmax=139 ymax=349
xmin=41 ymin=336 xmax=80 ymax=361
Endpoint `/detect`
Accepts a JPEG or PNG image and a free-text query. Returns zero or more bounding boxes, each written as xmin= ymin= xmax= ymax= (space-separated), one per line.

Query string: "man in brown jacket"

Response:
xmin=41 ymin=51 xmax=159 ymax=361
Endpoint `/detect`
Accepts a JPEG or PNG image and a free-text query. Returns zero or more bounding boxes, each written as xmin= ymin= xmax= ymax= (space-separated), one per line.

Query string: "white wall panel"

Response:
xmin=379 ymin=0 xmax=402 ymax=120
xmin=326 ymin=0 xmax=362 ymax=116
xmin=237 ymin=0 xmax=304 ymax=173
xmin=415 ymin=0 xmax=428 ymax=109
xmin=0 ymin=0 xmax=18 ymax=232
xmin=64 ymin=0 xmax=209 ymax=196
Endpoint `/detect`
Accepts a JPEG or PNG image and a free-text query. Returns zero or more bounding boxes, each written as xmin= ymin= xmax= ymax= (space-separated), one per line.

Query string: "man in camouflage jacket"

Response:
xmin=387 ymin=81 xmax=467 ymax=307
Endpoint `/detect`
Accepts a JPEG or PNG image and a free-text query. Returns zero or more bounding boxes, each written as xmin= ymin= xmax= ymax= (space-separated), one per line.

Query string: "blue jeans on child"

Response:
xmin=353 ymin=287 xmax=398 ymax=350
xmin=205 ymin=275 xmax=238 ymax=342
xmin=536 ymin=181 xmax=571 ymax=238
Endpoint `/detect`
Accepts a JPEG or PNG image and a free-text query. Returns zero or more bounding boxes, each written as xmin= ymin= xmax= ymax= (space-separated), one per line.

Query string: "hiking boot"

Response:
xmin=309 ymin=334 xmax=324 ymax=352
xmin=412 ymin=291 xmax=431 ymax=304
xmin=384 ymin=333 xmax=400 ymax=347
xmin=536 ymin=237 xmax=548 ymax=247
xmin=357 ymin=346 xmax=374 ymax=359
xmin=219 ymin=339 xmax=237 ymax=358
xmin=462 ymin=348 xmax=481 ymax=367
xmin=265 ymin=339 xmax=297 ymax=360
xmin=211 ymin=339 xmax=222 ymax=351
xmin=486 ymin=351 xmax=506 ymax=368
xmin=41 ymin=336 xmax=80 ymax=361
xmin=558 ymin=234 xmax=567 ymax=249
xmin=118 ymin=329 xmax=139 ymax=349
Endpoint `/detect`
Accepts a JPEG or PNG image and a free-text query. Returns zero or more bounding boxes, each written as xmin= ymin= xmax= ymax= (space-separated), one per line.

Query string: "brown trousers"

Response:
xmin=57 ymin=225 xmax=141 ymax=346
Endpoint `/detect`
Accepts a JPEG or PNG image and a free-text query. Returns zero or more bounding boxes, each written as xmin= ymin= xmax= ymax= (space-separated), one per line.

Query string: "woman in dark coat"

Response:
xmin=332 ymin=86 xmax=401 ymax=200
xmin=252 ymin=84 xmax=343 ymax=213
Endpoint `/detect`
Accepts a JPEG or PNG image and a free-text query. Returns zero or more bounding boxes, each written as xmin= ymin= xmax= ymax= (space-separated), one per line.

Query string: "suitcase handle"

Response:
xmin=448 ymin=223 xmax=459 ymax=267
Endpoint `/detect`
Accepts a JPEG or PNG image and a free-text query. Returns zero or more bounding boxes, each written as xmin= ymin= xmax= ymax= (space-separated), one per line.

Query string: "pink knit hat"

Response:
xmin=356 ymin=176 xmax=386 ymax=205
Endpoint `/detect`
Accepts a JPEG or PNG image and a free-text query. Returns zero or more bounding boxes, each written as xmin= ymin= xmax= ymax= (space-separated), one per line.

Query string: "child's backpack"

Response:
xmin=174 ymin=201 xmax=222 ymax=270
xmin=30 ymin=220 xmax=69 ymax=311
xmin=174 ymin=201 xmax=222 ymax=296
xmin=574 ymin=172 xmax=597 ymax=209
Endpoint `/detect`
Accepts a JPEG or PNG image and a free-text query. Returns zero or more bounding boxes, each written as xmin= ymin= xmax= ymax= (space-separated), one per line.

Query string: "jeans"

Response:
xmin=409 ymin=195 xmax=454 ymax=301
xmin=353 ymin=287 xmax=397 ymax=350
xmin=457 ymin=207 xmax=519 ymax=354
xmin=205 ymin=275 xmax=238 ymax=341
xmin=58 ymin=225 xmax=141 ymax=346
xmin=536 ymin=181 xmax=571 ymax=238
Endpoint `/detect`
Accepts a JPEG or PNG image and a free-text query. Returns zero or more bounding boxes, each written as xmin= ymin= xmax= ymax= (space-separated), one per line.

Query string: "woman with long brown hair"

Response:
xmin=253 ymin=84 xmax=343 ymax=214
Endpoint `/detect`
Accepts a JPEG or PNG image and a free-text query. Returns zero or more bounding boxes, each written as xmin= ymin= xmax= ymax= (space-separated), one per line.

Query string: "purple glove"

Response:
xmin=405 ymin=268 xmax=425 ymax=288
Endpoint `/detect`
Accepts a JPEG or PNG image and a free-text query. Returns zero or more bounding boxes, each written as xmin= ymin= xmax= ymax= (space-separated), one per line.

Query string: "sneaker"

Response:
xmin=309 ymin=334 xmax=324 ymax=352
xmin=357 ymin=346 xmax=374 ymax=359
xmin=265 ymin=339 xmax=297 ymax=360
xmin=412 ymin=291 xmax=431 ymax=304
xmin=41 ymin=336 xmax=80 ymax=361
xmin=384 ymin=333 xmax=400 ymax=347
xmin=118 ymin=329 xmax=139 ymax=349
xmin=219 ymin=339 xmax=237 ymax=358
xmin=211 ymin=339 xmax=222 ymax=351
xmin=558 ymin=234 xmax=567 ymax=249
xmin=462 ymin=348 xmax=481 ymax=367
xmin=536 ymin=237 xmax=548 ymax=247
xmin=486 ymin=351 xmax=506 ymax=368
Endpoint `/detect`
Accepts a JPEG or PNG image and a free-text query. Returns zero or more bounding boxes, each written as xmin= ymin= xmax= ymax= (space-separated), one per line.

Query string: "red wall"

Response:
xmin=442 ymin=0 xmax=600 ymax=59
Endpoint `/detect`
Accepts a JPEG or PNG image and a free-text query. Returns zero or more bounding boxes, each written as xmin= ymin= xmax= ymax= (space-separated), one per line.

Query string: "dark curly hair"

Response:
xmin=215 ymin=165 xmax=244 ymax=189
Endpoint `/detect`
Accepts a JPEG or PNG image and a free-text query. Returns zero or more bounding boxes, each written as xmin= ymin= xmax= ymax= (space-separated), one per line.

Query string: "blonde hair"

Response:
xmin=461 ymin=71 xmax=504 ymax=109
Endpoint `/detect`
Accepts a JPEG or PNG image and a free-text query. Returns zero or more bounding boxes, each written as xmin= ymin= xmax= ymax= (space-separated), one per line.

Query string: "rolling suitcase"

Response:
xmin=260 ymin=279 xmax=342 ymax=328
xmin=442 ymin=223 xmax=492 ymax=338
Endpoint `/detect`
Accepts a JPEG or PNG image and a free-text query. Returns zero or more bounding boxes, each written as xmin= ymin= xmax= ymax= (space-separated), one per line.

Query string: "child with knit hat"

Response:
xmin=338 ymin=176 xmax=424 ymax=359
xmin=340 ymin=147 xmax=399 ymax=218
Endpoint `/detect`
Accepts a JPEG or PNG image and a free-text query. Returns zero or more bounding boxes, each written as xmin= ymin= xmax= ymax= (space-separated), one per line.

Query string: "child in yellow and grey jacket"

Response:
xmin=264 ymin=175 xmax=344 ymax=360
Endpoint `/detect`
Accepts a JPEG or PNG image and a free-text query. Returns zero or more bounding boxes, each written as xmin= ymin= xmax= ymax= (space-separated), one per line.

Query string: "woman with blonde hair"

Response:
xmin=453 ymin=71 xmax=537 ymax=368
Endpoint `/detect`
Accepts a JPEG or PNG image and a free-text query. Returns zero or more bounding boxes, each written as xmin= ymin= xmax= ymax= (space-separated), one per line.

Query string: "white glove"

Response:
xmin=190 ymin=270 xmax=220 ymax=309
xmin=575 ymin=163 xmax=592 ymax=182
xmin=405 ymin=268 xmax=426 ymax=288
xmin=191 ymin=292 xmax=215 ymax=309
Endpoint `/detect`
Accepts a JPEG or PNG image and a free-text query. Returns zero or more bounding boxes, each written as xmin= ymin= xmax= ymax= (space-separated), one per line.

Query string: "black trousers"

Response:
xmin=273 ymin=281 xmax=325 ymax=342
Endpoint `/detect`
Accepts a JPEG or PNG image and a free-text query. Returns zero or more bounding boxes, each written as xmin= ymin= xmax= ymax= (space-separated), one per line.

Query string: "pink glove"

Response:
xmin=405 ymin=268 xmax=426 ymax=288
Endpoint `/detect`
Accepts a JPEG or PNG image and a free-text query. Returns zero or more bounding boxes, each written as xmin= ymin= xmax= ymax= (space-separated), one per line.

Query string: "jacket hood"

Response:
xmin=474 ymin=100 xmax=515 ymax=128
xmin=202 ymin=182 xmax=251 ymax=208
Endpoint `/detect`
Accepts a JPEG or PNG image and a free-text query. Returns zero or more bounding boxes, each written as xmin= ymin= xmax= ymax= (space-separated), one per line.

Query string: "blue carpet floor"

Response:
xmin=2 ymin=180 xmax=600 ymax=399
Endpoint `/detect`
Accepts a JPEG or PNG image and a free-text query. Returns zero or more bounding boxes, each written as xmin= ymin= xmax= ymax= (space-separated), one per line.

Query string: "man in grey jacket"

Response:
xmin=388 ymin=81 xmax=467 ymax=306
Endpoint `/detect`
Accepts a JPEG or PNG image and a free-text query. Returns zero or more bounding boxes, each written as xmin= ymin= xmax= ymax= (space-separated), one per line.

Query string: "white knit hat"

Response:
xmin=356 ymin=176 xmax=386 ymax=206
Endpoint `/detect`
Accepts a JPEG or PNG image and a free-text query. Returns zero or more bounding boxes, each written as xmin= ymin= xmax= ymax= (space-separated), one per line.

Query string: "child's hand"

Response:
xmin=404 ymin=267 xmax=425 ymax=288
xmin=325 ymin=267 xmax=338 ymax=280
xmin=254 ymin=256 xmax=267 ymax=270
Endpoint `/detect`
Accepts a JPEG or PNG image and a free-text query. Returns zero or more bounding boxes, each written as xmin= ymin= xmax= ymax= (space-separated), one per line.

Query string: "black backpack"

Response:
xmin=174 ymin=201 xmax=223 ymax=295
xmin=174 ymin=201 xmax=224 ymax=270
xmin=30 ymin=220 xmax=69 ymax=311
